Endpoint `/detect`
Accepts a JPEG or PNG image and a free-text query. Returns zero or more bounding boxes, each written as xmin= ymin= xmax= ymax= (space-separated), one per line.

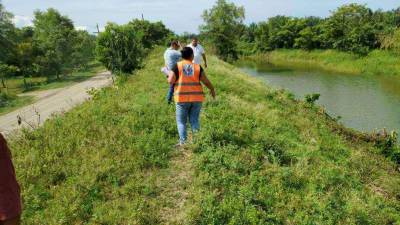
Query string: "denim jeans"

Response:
xmin=167 ymin=84 xmax=174 ymax=104
xmin=176 ymin=102 xmax=202 ymax=144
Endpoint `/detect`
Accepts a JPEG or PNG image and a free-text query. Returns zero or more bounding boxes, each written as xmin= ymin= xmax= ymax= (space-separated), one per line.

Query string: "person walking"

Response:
xmin=162 ymin=40 xmax=182 ymax=104
xmin=187 ymin=37 xmax=207 ymax=69
xmin=0 ymin=134 xmax=22 ymax=225
xmin=168 ymin=47 xmax=215 ymax=146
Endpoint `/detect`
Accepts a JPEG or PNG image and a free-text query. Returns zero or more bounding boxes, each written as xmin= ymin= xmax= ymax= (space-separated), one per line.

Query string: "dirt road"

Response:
xmin=0 ymin=71 xmax=113 ymax=135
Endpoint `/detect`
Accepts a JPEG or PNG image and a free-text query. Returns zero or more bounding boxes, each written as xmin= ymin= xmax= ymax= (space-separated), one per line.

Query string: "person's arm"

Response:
xmin=168 ymin=71 xmax=176 ymax=85
xmin=202 ymin=53 xmax=208 ymax=68
xmin=200 ymin=72 xmax=215 ymax=99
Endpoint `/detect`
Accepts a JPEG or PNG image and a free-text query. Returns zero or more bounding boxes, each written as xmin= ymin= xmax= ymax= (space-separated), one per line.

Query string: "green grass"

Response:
xmin=245 ymin=49 xmax=400 ymax=77
xmin=0 ymin=94 xmax=34 ymax=115
xmin=8 ymin=48 xmax=400 ymax=224
xmin=1 ymin=62 xmax=104 ymax=95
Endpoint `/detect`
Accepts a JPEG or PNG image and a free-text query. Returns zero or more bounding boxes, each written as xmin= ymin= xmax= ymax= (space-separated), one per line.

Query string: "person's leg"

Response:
xmin=166 ymin=84 xmax=174 ymax=104
xmin=176 ymin=103 xmax=189 ymax=144
xmin=188 ymin=102 xmax=202 ymax=134
xmin=2 ymin=216 xmax=21 ymax=225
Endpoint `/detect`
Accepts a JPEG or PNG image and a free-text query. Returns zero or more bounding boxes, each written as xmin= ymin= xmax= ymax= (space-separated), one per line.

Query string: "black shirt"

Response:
xmin=171 ymin=63 xmax=204 ymax=80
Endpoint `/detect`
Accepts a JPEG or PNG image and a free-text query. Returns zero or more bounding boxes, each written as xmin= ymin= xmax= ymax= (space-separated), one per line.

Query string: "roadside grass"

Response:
xmin=8 ymin=48 xmax=400 ymax=224
xmin=0 ymin=62 xmax=104 ymax=115
xmin=1 ymin=62 xmax=104 ymax=95
xmin=0 ymin=93 xmax=33 ymax=115
xmin=245 ymin=49 xmax=400 ymax=78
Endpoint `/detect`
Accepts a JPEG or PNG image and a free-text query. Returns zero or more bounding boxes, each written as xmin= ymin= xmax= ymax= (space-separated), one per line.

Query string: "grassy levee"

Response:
xmin=9 ymin=47 xmax=400 ymax=224
xmin=245 ymin=49 xmax=400 ymax=77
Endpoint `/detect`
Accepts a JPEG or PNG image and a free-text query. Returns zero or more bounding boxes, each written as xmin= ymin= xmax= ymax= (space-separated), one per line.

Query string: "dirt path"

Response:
xmin=158 ymin=148 xmax=194 ymax=225
xmin=0 ymin=71 xmax=113 ymax=135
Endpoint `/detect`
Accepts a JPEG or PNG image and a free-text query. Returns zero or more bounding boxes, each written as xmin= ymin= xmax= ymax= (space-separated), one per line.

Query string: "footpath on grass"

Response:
xmin=9 ymin=48 xmax=400 ymax=224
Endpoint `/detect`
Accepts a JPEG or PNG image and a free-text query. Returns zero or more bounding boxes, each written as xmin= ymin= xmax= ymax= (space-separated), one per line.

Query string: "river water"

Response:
xmin=236 ymin=60 xmax=400 ymax=135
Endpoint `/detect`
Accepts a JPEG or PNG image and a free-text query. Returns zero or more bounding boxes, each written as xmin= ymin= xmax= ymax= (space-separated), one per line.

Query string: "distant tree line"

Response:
xmin=0 ymin=3 xmax=96 ymax=87
xmin=201 ymin=0 xmax=400 ymax=60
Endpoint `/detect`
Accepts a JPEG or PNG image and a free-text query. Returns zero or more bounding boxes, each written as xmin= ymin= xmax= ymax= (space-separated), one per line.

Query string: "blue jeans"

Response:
xmin=176 ymin=102 xmax=202 ymax=144
xmin=167 ymin=84 xmax=174 ymax=104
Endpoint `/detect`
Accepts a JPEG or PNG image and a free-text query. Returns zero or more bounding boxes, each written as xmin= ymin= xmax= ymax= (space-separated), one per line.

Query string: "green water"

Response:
xmin=236 ymin=60 xmax=400 ymax=135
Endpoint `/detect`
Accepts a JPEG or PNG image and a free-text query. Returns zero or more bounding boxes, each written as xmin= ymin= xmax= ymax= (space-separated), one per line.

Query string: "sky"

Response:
xmin=2 ymin=0 xmax=399 ymax=34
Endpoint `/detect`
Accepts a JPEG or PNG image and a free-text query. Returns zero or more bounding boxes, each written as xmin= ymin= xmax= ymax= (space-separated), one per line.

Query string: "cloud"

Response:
xmin=76 ymin=25 xmax=88 ymax=31
xmin=12 ymin=15 xmax=33 ymax=27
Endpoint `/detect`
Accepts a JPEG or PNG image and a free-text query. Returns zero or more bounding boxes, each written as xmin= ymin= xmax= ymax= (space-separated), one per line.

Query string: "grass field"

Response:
xmin=0 ymin=62 xmax=104 ymax=115
xmin=244 ymin=49 xmax=400 ymax=78
xmin=8 ymin=48 xmax=400 ymax=224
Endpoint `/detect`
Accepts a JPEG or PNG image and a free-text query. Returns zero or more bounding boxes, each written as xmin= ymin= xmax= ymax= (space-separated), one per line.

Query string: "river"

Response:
xmin=236 ymin=60 xmax=400 ymax=135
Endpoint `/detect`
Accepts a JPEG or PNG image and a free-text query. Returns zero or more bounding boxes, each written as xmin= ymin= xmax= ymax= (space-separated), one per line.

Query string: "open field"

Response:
xmin=8 ymin=48 xmax=400 ymax=224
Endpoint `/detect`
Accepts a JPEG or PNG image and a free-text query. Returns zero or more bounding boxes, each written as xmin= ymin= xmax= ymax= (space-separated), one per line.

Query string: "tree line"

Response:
xmin=200 ymin=0 xmax=400 ymax=60
xmin=0 ymin=4 xmax=96 ymax=87
xmin=0 ymin=1 xmax=174 ymax=92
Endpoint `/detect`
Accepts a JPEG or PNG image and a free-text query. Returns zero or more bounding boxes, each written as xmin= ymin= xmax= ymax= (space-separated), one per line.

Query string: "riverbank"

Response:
xmin=244 ymin=49 xmax=400 ymax=77
xmin=9 ymin=48 xmax=400 ymax=224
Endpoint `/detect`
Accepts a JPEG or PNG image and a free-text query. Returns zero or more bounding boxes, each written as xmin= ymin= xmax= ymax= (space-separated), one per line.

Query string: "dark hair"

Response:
xmin=192 ymin=37 xmax=198 ymax=41
xmin=170 ymin=40 xmax=179 ymax=46
xmin=181 ymin=47 xmax=194 ymax=60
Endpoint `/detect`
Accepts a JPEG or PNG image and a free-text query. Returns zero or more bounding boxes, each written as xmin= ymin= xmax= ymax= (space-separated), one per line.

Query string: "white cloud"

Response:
xmin=76 ymin=25 xmax=88 ymax=31
xmin=12 ymin=15 xmax=33 ymax=27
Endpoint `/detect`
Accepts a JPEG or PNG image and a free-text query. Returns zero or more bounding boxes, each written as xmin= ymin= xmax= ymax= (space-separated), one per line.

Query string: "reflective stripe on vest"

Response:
xmin=174 ymin=60 xmax=205 ymax=103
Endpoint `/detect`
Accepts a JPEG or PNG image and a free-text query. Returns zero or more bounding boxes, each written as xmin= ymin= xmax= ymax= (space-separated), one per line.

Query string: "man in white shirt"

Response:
xmin=187 ymin=37 xmax=208 ymax=68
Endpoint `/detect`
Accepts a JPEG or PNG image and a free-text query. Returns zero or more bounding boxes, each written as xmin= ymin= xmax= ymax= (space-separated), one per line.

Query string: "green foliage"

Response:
xmin=33 ymin=8 xmax=77 ymax=78
xmin=199 ymin=2 xmax=400 ymax=56
xmin=128 ymin=19 xmax=173 ymax=49
xmin=0 ymin=63 xmax=18 ymax=88
xmin=304 ymin=93 xmax=320 ymax=104
xmin=71 ymin=31 xmax=96 ymax=69
xmin=96 ymin=20 xmax=172 ymax=75
xmin=381 ymin=28 xmax=400 ymax=54
xmin=96 ymin=22 xmax=145 ymax=74
xmin=201 ymin=0 xmax=245 ymax=61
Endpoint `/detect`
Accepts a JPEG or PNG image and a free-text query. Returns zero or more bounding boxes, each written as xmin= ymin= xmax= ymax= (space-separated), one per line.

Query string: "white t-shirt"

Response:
xmin=187 ymin=44 xmax=205 ymax=65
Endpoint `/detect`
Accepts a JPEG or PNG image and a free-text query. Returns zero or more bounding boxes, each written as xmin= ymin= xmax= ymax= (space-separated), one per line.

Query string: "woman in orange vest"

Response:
xmin=0 ymin=134 xmax=22 ymax=225
xmin=168 ymin=47 xmax=216 ymax=146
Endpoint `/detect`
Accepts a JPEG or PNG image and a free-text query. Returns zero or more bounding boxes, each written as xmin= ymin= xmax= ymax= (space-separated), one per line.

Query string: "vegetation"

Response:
xmin=244 ymin=49 xmax=400 ymax=77
xmin=9 ymin=48 xmax=400 ymax=224
xmin=200 ymin=1 xmax=400 ymax=60
xmin=200 ymin=0 xmax=245 ymax=61
xmin=96 ymin=20 xmax=173 ymax=74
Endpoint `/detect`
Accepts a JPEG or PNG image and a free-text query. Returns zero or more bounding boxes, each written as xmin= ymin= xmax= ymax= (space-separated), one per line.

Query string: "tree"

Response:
xmin=33 ymin=8 xmax=76 ymax=79
xmin=380 ymin=28 xmax=400 ymax=54
xmin=71 ymin=30 xmax=96 ymax=69
xmin=96 ymin=23 xmax=145 ymax=74
xmin=0 ymin=2 xmax=17 ymax=64
xmin=0 ymin=63 xmax=18 ymax=90
xmin=321 ymin=4 xmax=378 ymax=54
xmin=128 ymin=19 xmax=173 ymax=49
xmin=200 ymin=0 xmax=245 ymax=61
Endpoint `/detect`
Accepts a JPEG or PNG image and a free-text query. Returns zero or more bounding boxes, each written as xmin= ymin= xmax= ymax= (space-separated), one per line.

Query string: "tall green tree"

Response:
xmin=0 ymin=2 xmax=17 ymax=64
xmin=96 ymin=22 xmax=145 ymax=74
xmin=128 ymin=19 xmax=173 ymax=49
xmin=71 ymin=30 xmax=96 ymax=69
xmin=33 ymin=8 xmax=76 ymax=79
xmin=320 ymin=4 xmax=379 ymax=54
xmin=201 ymin=0 xmax=245 ymax=61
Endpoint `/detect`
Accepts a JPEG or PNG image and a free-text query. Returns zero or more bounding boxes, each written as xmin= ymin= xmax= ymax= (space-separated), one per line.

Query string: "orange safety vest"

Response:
xmin=174 ymin=60 xmax=205 ymax=103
